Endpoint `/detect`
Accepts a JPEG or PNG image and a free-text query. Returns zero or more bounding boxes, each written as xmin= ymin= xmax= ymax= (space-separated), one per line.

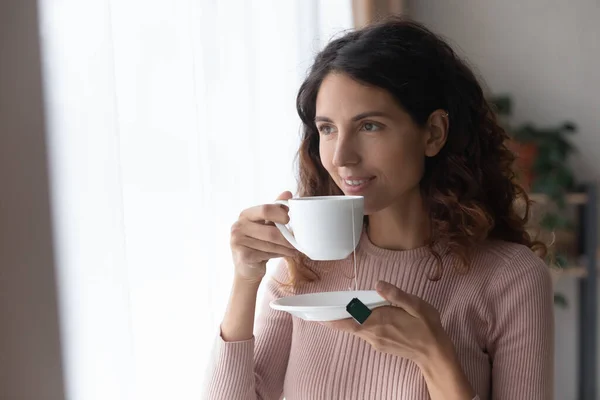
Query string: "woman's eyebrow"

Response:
xmin=315 ymin=111 xmax=390 ymax=123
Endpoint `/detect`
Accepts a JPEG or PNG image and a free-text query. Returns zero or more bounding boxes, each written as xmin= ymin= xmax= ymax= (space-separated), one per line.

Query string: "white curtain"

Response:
xmin=38 ymin=1 xmax=352 ymax=399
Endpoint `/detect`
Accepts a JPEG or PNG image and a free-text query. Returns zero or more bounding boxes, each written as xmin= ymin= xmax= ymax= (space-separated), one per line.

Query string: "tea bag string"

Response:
xmin=352 ymin=202 xmax=358 ymax=291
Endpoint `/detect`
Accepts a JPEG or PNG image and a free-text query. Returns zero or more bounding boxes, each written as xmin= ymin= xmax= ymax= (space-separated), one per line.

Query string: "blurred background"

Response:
xmin=1 ymin=1 xmax=598 ymax=399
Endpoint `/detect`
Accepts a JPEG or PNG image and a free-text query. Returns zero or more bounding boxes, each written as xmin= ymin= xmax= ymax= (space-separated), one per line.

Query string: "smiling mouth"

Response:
xmin=343 ymin=178 xmax=372 ymax=186
xmin=339 ymin=176 xmax=375 ymax=193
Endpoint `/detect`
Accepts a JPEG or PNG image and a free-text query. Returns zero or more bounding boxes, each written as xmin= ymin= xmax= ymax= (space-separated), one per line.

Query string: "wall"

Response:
xmin=0 ymin=0 xmax=66 ymax=399
xmin=409 ymin=1 xmax=600 ymax=399
xmin=409 ymin=0 xmax=600 ymax=180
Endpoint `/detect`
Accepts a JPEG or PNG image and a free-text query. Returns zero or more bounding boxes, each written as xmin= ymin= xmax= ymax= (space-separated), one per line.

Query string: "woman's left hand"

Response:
xmin=321 ymin=280 xmax=476 ymax=400
xmin=320 ymin=280 xmax=451 ymax=364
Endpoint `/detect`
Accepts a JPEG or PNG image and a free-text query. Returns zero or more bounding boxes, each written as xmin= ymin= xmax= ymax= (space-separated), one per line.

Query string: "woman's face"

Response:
xmin=316 ymin=73 xmax=445 ymax=215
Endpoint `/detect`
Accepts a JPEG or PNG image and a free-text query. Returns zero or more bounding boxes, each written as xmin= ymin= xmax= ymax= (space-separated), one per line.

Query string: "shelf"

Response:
xmin=554 ymin=266 xmax=588 ymax=278
xmin=529 ymin=192 xmax=589 ymax=205
xmin=551 ymin=249 xmax=600 ymax=279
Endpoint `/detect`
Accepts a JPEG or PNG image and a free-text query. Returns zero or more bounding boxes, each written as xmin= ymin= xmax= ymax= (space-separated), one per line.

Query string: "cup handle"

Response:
xmin=273 ymin=199 xmax=306 ymax=255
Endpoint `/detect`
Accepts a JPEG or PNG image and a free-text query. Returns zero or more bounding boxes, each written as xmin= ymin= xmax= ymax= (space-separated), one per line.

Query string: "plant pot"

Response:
xmin=507 ymin=140 xmax=538 ymax=190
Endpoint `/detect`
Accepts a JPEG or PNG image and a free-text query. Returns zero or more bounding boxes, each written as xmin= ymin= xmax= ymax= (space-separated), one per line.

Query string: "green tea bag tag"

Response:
xmin=346 ymin=297 xmax=372 ymax=324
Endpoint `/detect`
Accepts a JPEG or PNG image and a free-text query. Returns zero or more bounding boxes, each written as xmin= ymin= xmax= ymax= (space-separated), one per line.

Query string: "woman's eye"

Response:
xmin=318 ymin=125 xmax=335 ymax=135
xmin=362 ymin=122 xmax=380 ymax=132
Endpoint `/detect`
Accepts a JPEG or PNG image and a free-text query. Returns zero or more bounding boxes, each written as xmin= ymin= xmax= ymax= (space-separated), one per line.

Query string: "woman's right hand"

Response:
xmin=230 ymin=191 xmax=299 ymax=285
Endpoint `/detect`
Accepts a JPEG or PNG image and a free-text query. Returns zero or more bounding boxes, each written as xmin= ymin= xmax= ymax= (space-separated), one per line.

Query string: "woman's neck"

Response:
xmin=367 ymin=188 xmax=431 ymax=251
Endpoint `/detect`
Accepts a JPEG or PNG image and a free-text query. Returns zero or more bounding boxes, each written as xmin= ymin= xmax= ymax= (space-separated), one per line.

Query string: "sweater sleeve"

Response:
xmin=203 ymin=260 xmax=293 ymax=400
xmin=487 ymin=248 xmax=554 ymax=400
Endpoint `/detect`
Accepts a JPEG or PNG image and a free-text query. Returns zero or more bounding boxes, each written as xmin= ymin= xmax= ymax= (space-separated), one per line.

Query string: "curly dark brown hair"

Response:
xmin=281 ymin=17 xmax=546 ymax=289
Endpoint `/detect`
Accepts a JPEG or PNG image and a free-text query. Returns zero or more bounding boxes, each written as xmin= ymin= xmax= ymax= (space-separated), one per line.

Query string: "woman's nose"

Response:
xmin=332 ymin=134 xmax=360 ymax=167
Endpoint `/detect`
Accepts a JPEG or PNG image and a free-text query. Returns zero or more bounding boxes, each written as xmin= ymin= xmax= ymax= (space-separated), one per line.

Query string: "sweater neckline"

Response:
xmin=357 ymin=225 xmax=443 ymax=262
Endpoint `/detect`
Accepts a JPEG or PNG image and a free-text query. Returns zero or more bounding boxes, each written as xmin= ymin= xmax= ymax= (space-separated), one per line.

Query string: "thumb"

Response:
xmin=376 ymin=281 xmax=421 ymax=317
xmin=276 ymin=191 xmax=294 ymax=201
xmin=274 ymin=191 xmax=293 ymax=213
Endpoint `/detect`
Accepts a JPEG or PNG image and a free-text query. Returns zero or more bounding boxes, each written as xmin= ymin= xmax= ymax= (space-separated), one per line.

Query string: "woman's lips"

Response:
xmin=340 ymin=177 xmax=375 ymax=194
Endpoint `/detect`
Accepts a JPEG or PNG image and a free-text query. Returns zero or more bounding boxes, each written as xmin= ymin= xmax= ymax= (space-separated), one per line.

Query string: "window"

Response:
xmin=39 ymin=1 xmax=352 ymax=399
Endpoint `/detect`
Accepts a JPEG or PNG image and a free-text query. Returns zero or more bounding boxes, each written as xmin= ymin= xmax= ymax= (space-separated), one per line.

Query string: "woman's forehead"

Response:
xmin=315 ymin=73 xmax=399 ymax=118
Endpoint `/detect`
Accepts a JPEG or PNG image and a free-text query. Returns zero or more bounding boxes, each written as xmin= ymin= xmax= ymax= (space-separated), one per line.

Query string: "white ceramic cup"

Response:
xmin=274 ymin=195 xmax=364 ymax=261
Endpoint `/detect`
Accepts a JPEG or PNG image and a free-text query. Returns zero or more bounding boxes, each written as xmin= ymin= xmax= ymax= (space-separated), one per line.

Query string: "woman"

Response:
xmin=204 ymin=18 xmax=553 ymax=400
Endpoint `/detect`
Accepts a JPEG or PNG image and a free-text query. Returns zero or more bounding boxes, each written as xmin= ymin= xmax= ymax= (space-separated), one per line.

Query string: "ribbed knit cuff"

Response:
xmin=204 ymin=331 xmax=256 ymax=399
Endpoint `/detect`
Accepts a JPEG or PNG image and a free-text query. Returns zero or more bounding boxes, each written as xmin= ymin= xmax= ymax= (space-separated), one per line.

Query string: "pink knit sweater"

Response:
xmin=204 ymin=228 xmax=554 ymax=399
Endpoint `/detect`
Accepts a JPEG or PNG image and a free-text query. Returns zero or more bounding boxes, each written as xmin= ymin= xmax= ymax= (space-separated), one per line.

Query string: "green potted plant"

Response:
xmin=513 ymin=123 xmax=577 ymax=203
xmin=490 ymin=95 xmax=579 ymax=307
xmin=490 ymin=95 xmax=578 ymax=220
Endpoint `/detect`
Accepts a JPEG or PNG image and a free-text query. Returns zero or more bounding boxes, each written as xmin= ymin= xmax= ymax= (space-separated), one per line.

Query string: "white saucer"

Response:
xmin=269 ymin=290 xmax=390 ymax=322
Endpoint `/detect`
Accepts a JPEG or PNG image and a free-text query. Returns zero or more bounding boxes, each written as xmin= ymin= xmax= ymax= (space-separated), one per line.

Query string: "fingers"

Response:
xmin=240 ymin=191 xmax=294 ymax=223
xmin=235 ymin=245 xmax=283 ymax=265
xmin=375 ymin=281 xmax=422 ymax=318
xmin=235 ymin=235 xmax=298 ymax=258
xmin=230 ymin=191 xmax=297 ymax=281
xmin=241 ymin=203 xmax=290 ymax=225
xmin=276 ymin=191 xmax=293 ymax=201
xmin=245 ymin=221 xmax=296 ymax=249
xmin=231 ymin=219 xmax=295 ymax=250
xmin=320 ymin=318 xmax=360 ymax=333
xmin=231 ymin=191 xmax=301 ymax=269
